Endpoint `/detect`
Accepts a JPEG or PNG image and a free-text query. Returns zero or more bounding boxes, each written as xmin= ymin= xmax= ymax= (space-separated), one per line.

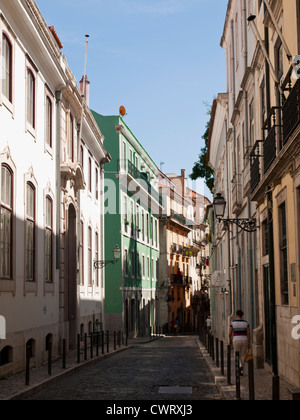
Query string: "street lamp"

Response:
xmin=213 ymin=193 xmax=257 ymax=233
xmin=94 ymin=244 xmax=121 ymax=269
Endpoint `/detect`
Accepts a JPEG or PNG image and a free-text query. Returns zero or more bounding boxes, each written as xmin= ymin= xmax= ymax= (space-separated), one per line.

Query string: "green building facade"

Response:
xmin=92 ymin=112 xmax=160 ymax=337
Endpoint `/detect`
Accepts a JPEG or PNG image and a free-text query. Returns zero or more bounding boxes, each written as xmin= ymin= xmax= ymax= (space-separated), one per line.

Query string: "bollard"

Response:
xmin=227 ymin=345 xmax=232 ymax=385
xmin=84 ymin=333 xmax=87 ymax=361
xmin=216 ymin=338 xmax=219 ymax=368
xmin=48 ymin=339 xmax=52 ymax=376
xmin=248 ymin=358 xmax=255 ymax=400
xmin=235 ymin=351 xmax=241 ymax=400
xmin=220 ymin=341 xmax=224 ymax=376
xmin=107 ymin=331 xmax=109 ymax=353
xmin=96 ymin=332 xmax=99 ymax=357
xmin=211 ymin=335 xmax=215 ymax=361
xmin=102 ymin=330 xmax=105 ymax=355
xmin=126 ymin=333 xmax=128 ymax=347
xmin=77 ymin=334 xmax=81 ymax=363
xmin=63 ymin=339 xmax=66 ymax=369
xmin=90 ymin=332 xmax=94 ymax=359
xmin=114 ymin=331 xmax=116 ymax=351
xmin=272 ymin=375 xmax=280 ymax=401
xmin=25 ymin=345 xmax=31 ymax=386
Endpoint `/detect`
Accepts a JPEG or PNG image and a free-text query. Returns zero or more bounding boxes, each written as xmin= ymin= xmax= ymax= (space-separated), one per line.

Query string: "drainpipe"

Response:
xmin=230 ymin=19 xmax=241 ymax=311
xmin=55 ymin=91 xmax=62 ymax=270
xmin=266 ymin=187 xmax=278 ymax=377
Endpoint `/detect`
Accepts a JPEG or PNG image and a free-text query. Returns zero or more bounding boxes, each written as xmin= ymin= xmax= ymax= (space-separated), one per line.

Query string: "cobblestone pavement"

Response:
xmin=25 ymin=336 xmax=221 ymax=401
xmin=198 ymin=340 xmax=292 ymax=400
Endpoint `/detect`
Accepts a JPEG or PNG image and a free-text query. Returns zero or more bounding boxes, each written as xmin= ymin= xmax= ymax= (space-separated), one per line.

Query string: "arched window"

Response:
xmin=45 ymin=196 xmax=53 ymax=283
xmin=0 ymin=164 xmax=13 ymax=279
xmin=27 ymin=69 xmax=35 ymax=128
xmin=26 ymin=182 xmax=35 ymax=282
xmin=0 ymin=346 xmax=13 ymax=366
xmin=2 ymin=33 xmax=12 ymax=102
xmin=45 ymin=96 xmax=52 ymax=148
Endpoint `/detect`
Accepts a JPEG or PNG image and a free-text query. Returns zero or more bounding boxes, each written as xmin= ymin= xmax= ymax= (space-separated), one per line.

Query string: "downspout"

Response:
xmin=231 ymin=19 xmax=241 ymax=310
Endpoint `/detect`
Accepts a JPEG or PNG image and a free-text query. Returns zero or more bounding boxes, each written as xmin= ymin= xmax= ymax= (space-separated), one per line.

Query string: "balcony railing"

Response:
xmin=282 ymin=77 xmax=300 ymax=145
xmin=263 ymin=106 xmax=282 ymax=173
xmin=118 ymin=159 xmax=162 ymax=205
xmin=250 ymin=140 xmax=262 ymax=192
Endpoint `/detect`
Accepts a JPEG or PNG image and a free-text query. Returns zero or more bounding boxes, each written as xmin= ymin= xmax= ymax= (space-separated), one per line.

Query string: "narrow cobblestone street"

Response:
xmin=26 ymin=336 xmax=221 ymax=401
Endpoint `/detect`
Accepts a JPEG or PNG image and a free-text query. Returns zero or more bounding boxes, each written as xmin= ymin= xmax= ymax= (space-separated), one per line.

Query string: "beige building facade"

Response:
xmin=209 ymin=0 xmax=300 ymax=386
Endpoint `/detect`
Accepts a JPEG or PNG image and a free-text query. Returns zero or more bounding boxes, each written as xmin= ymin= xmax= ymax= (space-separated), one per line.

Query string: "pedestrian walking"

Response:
xmin=229 ymin=310 xmax=250 ymax=376
xmin=206 ymin=316 xmax=212 ymax=332
xmin=175 ymin=317 xmax=179 ymax=335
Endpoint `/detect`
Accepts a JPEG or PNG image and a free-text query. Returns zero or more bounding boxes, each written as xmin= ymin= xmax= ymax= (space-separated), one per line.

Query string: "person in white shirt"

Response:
xmin=229 ymin=310 xmax=251 ymax=376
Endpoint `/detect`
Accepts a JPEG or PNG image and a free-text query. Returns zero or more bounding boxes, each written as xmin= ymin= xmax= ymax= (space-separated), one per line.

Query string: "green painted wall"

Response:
xmin=92 ymin=111 xmax=160 ymax=331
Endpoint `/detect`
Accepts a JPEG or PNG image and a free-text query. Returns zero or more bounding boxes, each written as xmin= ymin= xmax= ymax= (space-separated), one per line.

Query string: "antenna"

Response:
xmin=78 ymin=35 xmax=90 ymax=149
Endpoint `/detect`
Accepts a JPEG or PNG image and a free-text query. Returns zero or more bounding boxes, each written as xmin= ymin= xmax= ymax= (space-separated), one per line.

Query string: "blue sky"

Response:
xmin=36 ymin=0 xmax=228 ymax=199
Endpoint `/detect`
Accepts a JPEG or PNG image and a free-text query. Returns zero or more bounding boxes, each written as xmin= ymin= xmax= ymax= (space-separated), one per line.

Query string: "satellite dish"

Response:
xmin=119 ymin=106 xmax=126 ymax=117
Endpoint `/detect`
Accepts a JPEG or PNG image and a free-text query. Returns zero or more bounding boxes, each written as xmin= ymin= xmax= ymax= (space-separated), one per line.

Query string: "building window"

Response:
xmin=45 ymin=96 xmax=52 ymax=148
xmin=88 ymin=226 xmax=92 ymax=286
xmin=124 ymin=249 xmax=128 ymax=277
xmin=249 ymin=100 xmax=255 ymax=147
xmin=27 ymin=69 xmax=35 ymax=128
xmin=123 ymin=195 xmax=128 ymax=233
xmin=131 ymin=250 xmax=135 ymax=278
xmin=80 ymin=221 xmax=84 ymax=286
xmin=142 ymin=255 xmax=145 ymax=278
xmin=95 ymin=168 xmax=99 ymax=201
xmin=69 ymin=114 xmax=74 ymax=162
xmin=0 ymin=164 xmax=13 ymax=279
xmin=279 ymin=202 xmax=289 ymax=305
xmin=88 ymin=157 xmax=92 ymax=194
xmin=95 ymin=232 xmax=99 ymax=287
xmin=26 ymin=182 xmax=35 ymax=282
xmin=0 ymin=346 xmax=12 ymax=366
xmin=45 ymin=196 xmax=53 ymax=283
xmin=2 ymin=33 xmax=12 ymax=103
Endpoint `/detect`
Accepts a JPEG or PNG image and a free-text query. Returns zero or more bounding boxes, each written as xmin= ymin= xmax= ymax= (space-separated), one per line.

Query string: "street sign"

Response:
xmin=211 ymin=271 xmax=225 ymax=288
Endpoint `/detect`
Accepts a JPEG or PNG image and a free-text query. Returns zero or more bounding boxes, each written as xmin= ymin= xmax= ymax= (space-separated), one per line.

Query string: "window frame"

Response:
xmin=2 ymin=32 xmax=13 ymax=103
xmin=0 ymin=164 xmax=13 ymax=280
xmin=25 ymin=181 xmax=36 ymax=283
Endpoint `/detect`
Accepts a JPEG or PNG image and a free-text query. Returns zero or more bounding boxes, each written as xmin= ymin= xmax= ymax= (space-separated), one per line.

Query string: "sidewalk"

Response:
xmin=0 ymin=336 xmax=161 ymax=401
xmin=197 ymin=339 xmax=292 ymax=400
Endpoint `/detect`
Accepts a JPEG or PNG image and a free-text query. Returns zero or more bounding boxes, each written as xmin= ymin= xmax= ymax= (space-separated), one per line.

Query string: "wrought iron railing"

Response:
xmin=263 ymin=106 xmax=281 ymax=173
xmin=282 ymin=77 xmax=300 ymax=145
xmin=250 ymin=140 xmax=263 ymax=192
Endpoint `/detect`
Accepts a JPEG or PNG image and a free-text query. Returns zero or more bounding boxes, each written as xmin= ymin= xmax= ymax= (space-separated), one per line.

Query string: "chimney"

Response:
xmin=80 ymin=75 xmax=90 ymax=107
xmin=181 ymin=169 xmax=186 ymax=197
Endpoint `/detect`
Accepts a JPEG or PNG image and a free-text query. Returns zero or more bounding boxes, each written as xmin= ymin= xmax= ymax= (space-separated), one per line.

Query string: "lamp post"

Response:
xmin=213 ymin=193 xmax=257 ymax=233
xmin=94 ymin=245 xmax=121 ymax=269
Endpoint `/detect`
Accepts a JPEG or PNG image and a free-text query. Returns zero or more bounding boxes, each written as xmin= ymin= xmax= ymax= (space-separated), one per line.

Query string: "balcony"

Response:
xmin=118 ymin=159 xmax=162 ymax=205
xmin=263 ymin=107 xmax=282 ymax=173
xmin=282 ymin=77 xmax=300 ymax=145
xmin=250 ymin=140 xmax=262 ymax=193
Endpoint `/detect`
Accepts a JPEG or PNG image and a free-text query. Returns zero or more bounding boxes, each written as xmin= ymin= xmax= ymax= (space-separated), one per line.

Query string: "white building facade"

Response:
xmin=0 ymin=0 xmax=109 ymax=375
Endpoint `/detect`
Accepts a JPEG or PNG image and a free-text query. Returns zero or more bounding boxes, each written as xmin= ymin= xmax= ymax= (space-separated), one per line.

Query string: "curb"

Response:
xmin=196 ymin=339 xmax=245 ymax=400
